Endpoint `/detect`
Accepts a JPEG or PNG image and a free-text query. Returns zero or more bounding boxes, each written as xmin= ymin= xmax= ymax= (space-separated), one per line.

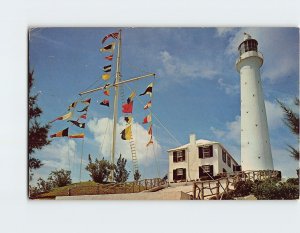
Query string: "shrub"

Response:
xmin=49 ymin=169 xmax=72 ymax=187
xmin=86 ymin=155 xmax=114 ymax=183
xmin=114 ymin=154 xmax=129 ymax=183
xmin=251 ymin=179 xmax=299 ymax=200
xmin=221 ymin=190 xmax=235 ymax=200
xmin=134 ymin=170 xmax=142 ymax=182
xmin=29 ymin=169 xmax=72 ymax=198
xmin=286 ymin=178 xmax=299 ymax=186
xmin=233 ymin=180 xmax=254 ymax=197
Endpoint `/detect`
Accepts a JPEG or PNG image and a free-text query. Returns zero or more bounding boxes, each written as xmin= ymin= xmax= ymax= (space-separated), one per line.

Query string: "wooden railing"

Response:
xmin=66 ymin=178 xmax=166 ymax=196
xmin=192 ymin=170 xmax=281 ymax=200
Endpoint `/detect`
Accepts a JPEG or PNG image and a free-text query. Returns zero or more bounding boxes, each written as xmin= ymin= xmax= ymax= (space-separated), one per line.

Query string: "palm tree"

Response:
xmin=277 ymin=97 xmax=299 ymax=159
xmin=277 ymin=97 xmax=299 ymax=177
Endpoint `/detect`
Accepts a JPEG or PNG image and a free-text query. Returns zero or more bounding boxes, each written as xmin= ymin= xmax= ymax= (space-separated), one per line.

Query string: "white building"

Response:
xmin=167 ymin=134 xmax=240 ymax=182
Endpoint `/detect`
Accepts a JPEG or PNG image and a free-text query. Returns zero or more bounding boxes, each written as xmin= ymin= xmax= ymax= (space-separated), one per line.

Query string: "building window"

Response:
xmin=233 ymin=165 xmax=241 ymax=172
xmin=177 ymin=169 xmax=183 ymax=176
xmin=222 ymin=149 xmax=227 ymax=163
xmin=227 ymin=155 xmax=231 ymax=168
xmin=199 ymin=145 xmax=213 ymax=159
xmin=173 ymin=150 xmax=185 ymax=163
xmin=199 ymin=165 xmax=213 ymax=177
xmin=173 ymin=168 xmax=186 ymax=181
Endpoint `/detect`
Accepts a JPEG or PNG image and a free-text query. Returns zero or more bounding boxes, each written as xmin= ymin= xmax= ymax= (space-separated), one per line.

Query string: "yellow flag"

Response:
xmin=61 ymin=111 xmax=73 ymax=120
xmin=102 ymin=73 xmax=110 ymax=81
xmin=121 ymin=125 xmax=132 ymax=140
xmin=50 ymin=111 xmax=73 ymax=123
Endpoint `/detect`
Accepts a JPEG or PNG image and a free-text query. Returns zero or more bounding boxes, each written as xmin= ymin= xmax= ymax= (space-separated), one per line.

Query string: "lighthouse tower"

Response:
xmin=236 ymin=33 xmax=274 ymax=171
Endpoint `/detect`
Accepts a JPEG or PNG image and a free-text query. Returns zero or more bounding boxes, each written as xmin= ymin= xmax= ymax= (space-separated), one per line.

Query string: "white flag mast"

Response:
xmin=79 ymin=29 xmax=155 ymax=182
xmin=110 ymin=29 xmax=122 ymax=181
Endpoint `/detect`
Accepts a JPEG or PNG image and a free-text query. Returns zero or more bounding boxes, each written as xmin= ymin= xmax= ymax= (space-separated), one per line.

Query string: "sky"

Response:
xmin=28 ymin=27 xmax=299 ymax=185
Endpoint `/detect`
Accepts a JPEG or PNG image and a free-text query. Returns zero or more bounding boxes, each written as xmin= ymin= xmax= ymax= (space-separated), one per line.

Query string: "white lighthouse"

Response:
xmin=236 ymin=33 xmax=274 ymax=171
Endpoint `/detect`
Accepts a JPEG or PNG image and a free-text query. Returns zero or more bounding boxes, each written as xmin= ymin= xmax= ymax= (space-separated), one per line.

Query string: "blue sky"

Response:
xmin=29 ymin=27 xmax=299 ymax=185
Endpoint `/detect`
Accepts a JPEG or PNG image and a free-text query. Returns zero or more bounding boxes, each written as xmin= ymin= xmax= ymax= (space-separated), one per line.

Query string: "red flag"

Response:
xmin=105 ymin=55 xmax=113 ymax=61
xmin=100 ymin=99 xmax=110 ymax=107
xmin=104 ymin=90 xmax=110 ymax=96
xmin=122 ymin=101 xmax=133 ymax=113
xmin=143 ymin=114 xmax=152 ymax=124
xmin=148 ymin=124 xmax=152 ymax=135
xmin=81 ymin=98 xmax=91 ymax=105
xmin=144 ymin=100 xmax=152 ymax=110
xmin=102 ymin=32 xmax=119 ymax=44
xmin=78 ymin=113 xmax=87 ymax=120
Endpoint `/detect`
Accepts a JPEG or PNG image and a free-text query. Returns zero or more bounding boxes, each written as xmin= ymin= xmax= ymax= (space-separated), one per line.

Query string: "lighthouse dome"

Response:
xmin=238 ymin=33 xmax=258 ymax=56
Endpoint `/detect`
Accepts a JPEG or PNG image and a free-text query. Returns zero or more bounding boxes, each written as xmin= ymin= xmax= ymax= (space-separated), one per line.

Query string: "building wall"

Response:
xmin=169 ymin=143 xmax=239 ymax=182
xmin=216 ymin=145 xmax=238 ymax=174
xmin=196 ymin=144 xmax=219 ymax=178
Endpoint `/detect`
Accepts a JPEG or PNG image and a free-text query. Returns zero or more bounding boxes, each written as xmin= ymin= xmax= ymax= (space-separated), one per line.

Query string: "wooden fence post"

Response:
xmin=216 ymin=181 xmax=220 ymax=199
xmin=226 ymin=178 xmax=229 ymax=192
xmin=200 ymin=183 xmax=204 ymax=200
xmin=68 ymin=188 xmax=71 ymax=196
xmin=193 ymin=182 xmax=196 ymax=200
xmin=145 ymin=179 xmax=148 ymax=190
xmin=259 ymin=171 xmax=262 ymax=181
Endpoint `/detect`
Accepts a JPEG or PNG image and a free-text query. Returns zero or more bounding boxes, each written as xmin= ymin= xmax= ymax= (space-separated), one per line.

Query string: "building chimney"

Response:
xmin=190 ymin=134 xmax=196 ymax=145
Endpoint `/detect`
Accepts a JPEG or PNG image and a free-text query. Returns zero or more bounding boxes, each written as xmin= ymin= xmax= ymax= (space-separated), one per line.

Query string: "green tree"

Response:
xmin=30 ymin=169 xmax=72 ymax=197
xmin=49 ymin=169 xmax=72 ymax=187
xmin=277 ymin=97 xmax=299 ymax=161
xmin=85 ymin=155 xmax=114 ymax=183
xmin=36 ymin=177 xmax=53 ymax=193
xmin=134 ymin=169 xmax=141 ymax=182
xmin=28 ymin=70 xmax=51 ymax=180
xmin=114 ymin=154 xmax=129 ymax=183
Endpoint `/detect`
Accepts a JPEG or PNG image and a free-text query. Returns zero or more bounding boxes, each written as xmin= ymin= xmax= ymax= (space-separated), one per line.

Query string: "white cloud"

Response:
xmin=225 ymin=116 xmax=241 ymax=142
xmin=210 ymin=126 xmax=225 ymax=138
xmin=159 ymin=51 xmax=219 ymax=82
xmin=30 ymin=139 xmax=81 ymax=184
xmin=215 ymin=27 xmax=236 ymax=37
xmin=211 ymin=116 xmax=241 ymax=144
xmin=87 ymin=117 xmax=162 ymax=166
xmin=217 ymin=78 xmax=239 ymax=95
xmin=210 ymin=116 xmax=241 ymax=162
xmin=41 ymin=139 xmax=77 ymax=169
xmin=221 ymin=28 xmax=298 ymax=82
xmin=272 ymin=147 xmax=299 ymax=178
xmin=265 ymin=100 xmax=284 ymax=130
xmin=211 ymin=100 xmax=285 ymax=144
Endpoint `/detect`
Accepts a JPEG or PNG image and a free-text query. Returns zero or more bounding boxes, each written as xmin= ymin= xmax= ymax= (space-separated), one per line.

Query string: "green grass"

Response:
xmin=37 ymin=181 xmax=146 ymax=199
